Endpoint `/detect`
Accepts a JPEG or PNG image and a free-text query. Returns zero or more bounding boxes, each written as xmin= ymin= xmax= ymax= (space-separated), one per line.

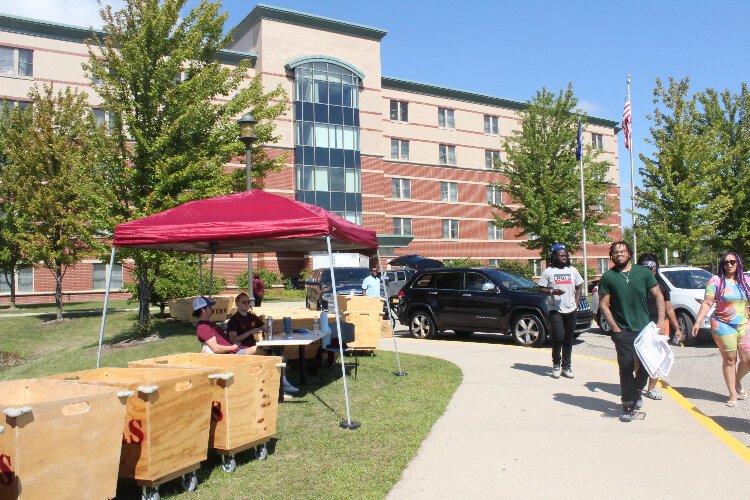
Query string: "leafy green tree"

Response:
xmin=85 ymin=0 xmax=288 ymax=331
xmin=491 ymin=260 xmax=534 ymax=280
xmin=490 ymin=85 xmax=612 ymax=260
xmin=444 ymin=258 xmax=482 ymax=268
xmin=2 ymin=85 xmax=106 ymax=319
xmin=236 ymin=268 xmax=282 ymax=292
xmin=637 ymin=78 xmax=728 ymax=264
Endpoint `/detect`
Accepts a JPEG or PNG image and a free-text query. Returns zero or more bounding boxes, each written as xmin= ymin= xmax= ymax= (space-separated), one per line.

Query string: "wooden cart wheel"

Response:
xmin=221 ymin=454 xmax=237 ymax=472
xmin=181 ymin=471 xmax=198 ymax=492
xmin=142 ymin=486 xmax=160 ymax=500
xmin=256 ymin=444 xmax=269 ymax=461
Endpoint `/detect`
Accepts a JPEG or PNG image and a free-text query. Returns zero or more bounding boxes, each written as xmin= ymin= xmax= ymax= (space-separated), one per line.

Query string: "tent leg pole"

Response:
xmin=198 ymin=254 xmax=203 ymax=296
xmin=208 ymin=253 xmax=215 ymax=298
xmin=328 ymin=235 xmax=359 ymax=430
xmin=377 ymin=250 xmax=406 ymax=377
xmin=96 ymin=247 xmax=116 ymax=368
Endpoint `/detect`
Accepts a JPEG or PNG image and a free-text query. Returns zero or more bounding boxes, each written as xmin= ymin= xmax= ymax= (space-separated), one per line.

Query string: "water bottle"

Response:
xmin=313 ymin=316 xmax=320 ymax=335
xmin=267 ymin=316 xmax=274 ymax=340
xmin=672 ymin=334 xmax=681 ymax=346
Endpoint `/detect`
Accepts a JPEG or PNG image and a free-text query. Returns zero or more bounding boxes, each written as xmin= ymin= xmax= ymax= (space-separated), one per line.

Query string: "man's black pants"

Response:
xmin=550 ymin=310 xmax=577 ymax=369
xmin=611 ymin=329 xmax=649 ymax=406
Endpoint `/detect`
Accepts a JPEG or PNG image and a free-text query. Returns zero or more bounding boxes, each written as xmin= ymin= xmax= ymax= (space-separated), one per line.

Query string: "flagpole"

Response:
xmin=627 ymin=75 xmax=637 ymax=260
xmin=577 ymin=112 xmax=588 ymax=290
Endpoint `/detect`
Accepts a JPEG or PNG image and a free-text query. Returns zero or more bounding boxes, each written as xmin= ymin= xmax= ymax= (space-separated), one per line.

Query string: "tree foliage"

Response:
xmin=1 ymin=85 xmax=106 ymax=319
xmin=85 ymin=0 xmax=288 ymax=330
xmin=491 ymin=85 xmax=612 ymax=260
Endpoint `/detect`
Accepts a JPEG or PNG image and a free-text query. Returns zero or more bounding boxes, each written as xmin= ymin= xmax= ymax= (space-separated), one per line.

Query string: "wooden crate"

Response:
xmin=44 ymin=367 xmax=213 ymax=485
xmin=169 ymin=296 xmax=232 ymax=323
xmin=0 ymin=379 xmax=127 ymax=500
xmin=128 ymin=353 xmax=281 ymax=454
xmin=335 ymin=295 xmax=386 ymax=313
xmin=381 ymin=319 xmax=393 ymax=338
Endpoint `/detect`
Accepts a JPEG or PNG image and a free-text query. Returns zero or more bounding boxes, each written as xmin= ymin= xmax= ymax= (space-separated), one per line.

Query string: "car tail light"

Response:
xmin=397 ymin=290 xmax=405 ymax=298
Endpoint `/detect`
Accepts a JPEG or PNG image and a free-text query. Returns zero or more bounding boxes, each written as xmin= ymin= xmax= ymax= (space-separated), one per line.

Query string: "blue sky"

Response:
xmin=3 ymin=0 xmax=749 ymax=227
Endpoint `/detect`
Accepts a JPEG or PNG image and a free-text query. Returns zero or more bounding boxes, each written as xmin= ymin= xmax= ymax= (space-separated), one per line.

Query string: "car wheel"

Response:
xmin=512 ymin=312 xmax=546 ymax=347
xmin=596 ymin=311 xmax=612 ymax=334
xmin=453 ymin=330 xmax=473 ymax=337
xmin=677 ymin=311 xmax=697 ymax=346
xmin=409 ymin=311 xmax=437 ymax=339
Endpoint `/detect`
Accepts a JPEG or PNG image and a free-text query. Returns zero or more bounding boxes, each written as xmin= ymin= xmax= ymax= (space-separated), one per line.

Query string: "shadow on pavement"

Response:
xmin=553 ymin=393 xmax=621 ymax=417
xmin=672 ymin=386 xmax=727 ymax=403
xmin=510 ymin=362 xmax=551 ymax=377
xmin=706 ymin=415 xmax=750 ymax=434
xmin=584 ymin=381 xmax=620 ymax=397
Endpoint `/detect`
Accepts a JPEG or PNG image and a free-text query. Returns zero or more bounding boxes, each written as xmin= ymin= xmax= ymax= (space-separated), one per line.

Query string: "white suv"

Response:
xmin=592 ymin=265 xmax=713 ymax=346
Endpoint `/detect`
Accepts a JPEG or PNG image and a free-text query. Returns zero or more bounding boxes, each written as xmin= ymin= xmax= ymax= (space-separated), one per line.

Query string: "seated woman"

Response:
xmin=193 ymin=296 xmax=244 ymax=354
xmin=226 ymin=292 xmax=268 ymax=355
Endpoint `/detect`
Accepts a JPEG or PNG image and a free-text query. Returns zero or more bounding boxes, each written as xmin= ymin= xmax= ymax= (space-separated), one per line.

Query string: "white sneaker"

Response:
xmin=561 ymin=368 xmax=574 ymax=379
xmin=552 ymin=365 xmax=561 ymax=379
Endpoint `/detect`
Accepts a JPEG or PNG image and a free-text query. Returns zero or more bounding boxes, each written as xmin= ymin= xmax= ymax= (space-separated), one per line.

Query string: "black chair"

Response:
xmin=322 ymin=323 xmax=358 ymax=379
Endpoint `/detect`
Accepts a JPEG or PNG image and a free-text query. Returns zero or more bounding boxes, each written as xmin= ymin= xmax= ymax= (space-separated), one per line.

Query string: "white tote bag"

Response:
xmin=634 ymin=321 xmax=675 ymax=379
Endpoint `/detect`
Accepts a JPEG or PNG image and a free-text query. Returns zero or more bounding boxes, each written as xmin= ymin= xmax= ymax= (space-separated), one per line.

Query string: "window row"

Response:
xmin=0 ymin=46 xmax=33 ymax=78
xmin=294 ymin=146 xmax=360 ymax=169
xmin=295 ymin=122 xmax=360 ymax=150
xmin=390 ymin=218 xmax=505 ymax=241
xmin=391 ymin=178 xmax=504 ymax=205
xmin=294 ymin=190 xmax=362 ymax=222
xmin=389 ymin=139 xmax=501 ymax=169
xmin=294 ymin=63 xmax=360 ymax=108
xmin=389 ymin=100 xmax=500 ymax=136
xmin=296 ymin=165 xmax=361 ymax=193
xmin=1 ymin=264 xmax=123 ymax=292
xmin=294 ymin=101 xmax=360 ymax=127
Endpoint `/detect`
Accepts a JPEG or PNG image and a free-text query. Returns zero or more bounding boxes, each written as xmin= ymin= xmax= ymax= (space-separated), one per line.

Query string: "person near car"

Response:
xmin=362 ymin=267 xmax=382 ymax=298
xmin=538 ymin=243 xmax=582 ymax=379
xmin=253 ymin=273 xmax=265 ymax=307
xmin=636 ymin=253 xmax=683 ymax=401
xmin=598 ymin=241 xmax=665 ymax=422
xmin=692 ymin=250 xmax=750 ymax=407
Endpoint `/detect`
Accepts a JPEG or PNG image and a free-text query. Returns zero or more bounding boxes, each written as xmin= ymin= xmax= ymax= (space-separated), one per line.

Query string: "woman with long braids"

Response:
xmin=693 ymin=251 xmax=750 ymax=407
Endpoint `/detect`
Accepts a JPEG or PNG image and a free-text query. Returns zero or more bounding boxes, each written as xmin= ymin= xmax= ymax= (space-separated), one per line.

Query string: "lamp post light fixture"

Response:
xmin=238 ymin=113 xmax=257 ymax=302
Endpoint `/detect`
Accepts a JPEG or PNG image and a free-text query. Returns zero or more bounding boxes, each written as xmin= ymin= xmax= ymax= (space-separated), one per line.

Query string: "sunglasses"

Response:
xmin=723 ymin=260 xmax=738 ymax=265
xmin=239 ymin=300 xmax=252 ymax=304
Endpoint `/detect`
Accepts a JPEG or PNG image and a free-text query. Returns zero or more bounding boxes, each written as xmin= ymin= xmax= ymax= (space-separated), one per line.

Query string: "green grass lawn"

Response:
xmin=0 ymin=309 xmax=460 ymax=499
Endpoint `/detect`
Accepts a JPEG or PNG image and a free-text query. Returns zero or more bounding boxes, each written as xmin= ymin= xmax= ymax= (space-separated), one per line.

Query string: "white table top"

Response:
xmin=256 ymin=331 xmax=326 ymax=347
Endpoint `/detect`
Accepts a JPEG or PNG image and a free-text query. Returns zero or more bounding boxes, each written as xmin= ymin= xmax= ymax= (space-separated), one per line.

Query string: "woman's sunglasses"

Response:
xmin=722 ymin=260 xmax=738 ymax=266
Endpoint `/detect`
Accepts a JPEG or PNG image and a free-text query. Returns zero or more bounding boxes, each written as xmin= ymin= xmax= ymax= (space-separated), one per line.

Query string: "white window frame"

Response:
xmin=0 ymin=267 xmax=33 ymax=293
xmin=595 ymin=195 xmax=607 ymax=212
xmin=439 ymin=144 xmax=456 ymax=165
xmin=487 ymin=185 xmax=503 ymax=205
xmin=393 ymin=217 xmax=413 ymax=235
xmin=440 ymin=181 xmax=458 ymax=202
xmin=438 ymin=107 xmax=455 ymax=129
xmin=392 ymin=177 xmax=412 ymax=199
xmin=488 ymin=259 xmax=501 ymax=267
xmin=484 ymin=115 xmax=499 ymax=135
xmin=487 ymin=223 xmax=503 ymax=241
xmin=442 ymin=219 xmax=459 ymax=240
xmin=591 ymin=133 xmax=604 ymax=150
xmin=0 ymin=46 xmax=33 ymax=78
xmin=390 ymin=99 xmax=408 ymax=122
xmin=485 ymin=150 xmax=501 ymax=169
xmin=598 ymin=258 xmax=610 ymax=275
xmin=529 ymin=259 xmax=542 ymax=277
xmin=390 ymin=138 xmax=409 ymax=160
xmin=92 ymin=262 xmax=124 ymax=290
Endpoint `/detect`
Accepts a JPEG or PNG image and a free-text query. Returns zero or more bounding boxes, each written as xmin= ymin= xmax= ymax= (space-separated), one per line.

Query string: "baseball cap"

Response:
xmin=550 ymin=243 xmax=567 ymax=253
xmin=192 ymin=296 xmax=216 ymax=311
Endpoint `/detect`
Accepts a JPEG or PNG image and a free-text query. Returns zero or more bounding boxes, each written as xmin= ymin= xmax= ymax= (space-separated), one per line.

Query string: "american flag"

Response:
xmin=622 ymin=94 xmax=632 ymax=151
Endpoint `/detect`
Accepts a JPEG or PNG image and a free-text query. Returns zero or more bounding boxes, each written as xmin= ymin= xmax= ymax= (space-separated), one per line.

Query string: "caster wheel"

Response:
xmin=255 ymin=444 xmax=268 ymax=461
xmin=181 ymin=471 xmax=198 ymax=492
xmin=221 ymin=454 xmax=237 ymax=472
xmin=142 ymin=486 xmax=160 ymax=500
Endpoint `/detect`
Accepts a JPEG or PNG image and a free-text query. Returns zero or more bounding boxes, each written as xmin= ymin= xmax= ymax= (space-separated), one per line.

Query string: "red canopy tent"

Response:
xmin=97 ymin=190 xmax=399 ymax=429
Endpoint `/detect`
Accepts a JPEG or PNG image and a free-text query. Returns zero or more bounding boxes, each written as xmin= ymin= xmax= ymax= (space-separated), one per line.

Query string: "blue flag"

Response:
xmin=575 ymin=117 xmax=582 ymax=161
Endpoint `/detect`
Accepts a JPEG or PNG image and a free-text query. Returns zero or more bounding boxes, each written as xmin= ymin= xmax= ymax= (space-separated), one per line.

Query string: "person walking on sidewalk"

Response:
xmin=692 ymin=250 xmax=750 ymax=407
xmin=538 ymin=243 xmax=583 ymax=379
xmin=636 ymin=253 xmax=682 ymax=401
xmin=598 ymin=241 xmax=665 ymax=422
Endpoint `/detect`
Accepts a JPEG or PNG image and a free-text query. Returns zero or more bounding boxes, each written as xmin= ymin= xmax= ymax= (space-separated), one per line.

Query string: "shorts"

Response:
xmin=710 ymin=317 xmax=749 ymax=352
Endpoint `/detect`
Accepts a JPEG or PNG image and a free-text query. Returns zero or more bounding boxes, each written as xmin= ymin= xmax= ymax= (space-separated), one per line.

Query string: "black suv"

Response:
xmin=304 ymin=267 xmax=371 ymax=310
xmin=397 ymin=267 xmax=593 ymax=347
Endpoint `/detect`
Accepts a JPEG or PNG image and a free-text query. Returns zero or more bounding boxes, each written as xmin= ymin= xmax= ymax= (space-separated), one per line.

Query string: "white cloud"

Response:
xmin=0 ymin=0 xmax=125 ymax=29
xmin=578 ymin=99 xmax=603 ymax=115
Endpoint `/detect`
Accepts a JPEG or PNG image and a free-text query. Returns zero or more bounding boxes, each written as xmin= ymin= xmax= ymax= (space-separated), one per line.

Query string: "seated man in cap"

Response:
xmin=192 ymin=296 xmax=245 ymax=354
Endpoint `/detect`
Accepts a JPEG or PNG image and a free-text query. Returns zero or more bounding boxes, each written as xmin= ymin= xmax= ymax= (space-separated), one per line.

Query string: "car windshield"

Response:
xmin=661 ymin=269 xmax=712 ymax=290
xmin=321 ymin=268 xmax=370 ymax=284
xmin=486 ymin=269 xmax=538 ymax=290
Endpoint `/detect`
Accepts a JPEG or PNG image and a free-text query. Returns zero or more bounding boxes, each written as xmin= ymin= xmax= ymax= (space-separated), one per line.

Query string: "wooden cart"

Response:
xmin=45 ymin=367 xmax=213 ymax=500
xmin=128 ymin=353 xmax=282 ymax=472
xmin=0 ymin=379 xmax=127 ymax=500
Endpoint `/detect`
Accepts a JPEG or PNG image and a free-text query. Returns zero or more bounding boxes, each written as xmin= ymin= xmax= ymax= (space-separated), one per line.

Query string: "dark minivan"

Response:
xmin=397 ymin=267 xmax=593 ymax=347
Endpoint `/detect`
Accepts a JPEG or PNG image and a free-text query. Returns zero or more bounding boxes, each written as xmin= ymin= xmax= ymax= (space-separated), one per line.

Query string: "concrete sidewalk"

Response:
xmin=381 ymin=336 xmax=750 ymax=499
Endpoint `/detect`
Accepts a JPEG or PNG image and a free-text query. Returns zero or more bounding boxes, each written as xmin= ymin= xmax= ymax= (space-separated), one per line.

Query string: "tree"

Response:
xmin=490 ymin=85 xmax=612 ymax=260
xmin=85 ymin=0 xmax=288 ymax=332
xmin=2 ymin=85 xmax=106 ymax=319
xmin=637 ymin=78 xmax=728 ymax=265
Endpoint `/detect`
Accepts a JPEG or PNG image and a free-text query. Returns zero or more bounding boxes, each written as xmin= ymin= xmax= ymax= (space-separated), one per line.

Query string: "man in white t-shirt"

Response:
xmin=361 ymin=268 xmax=382 ymax=298
xmin=538 ymin=243 xmax=583 ymax=379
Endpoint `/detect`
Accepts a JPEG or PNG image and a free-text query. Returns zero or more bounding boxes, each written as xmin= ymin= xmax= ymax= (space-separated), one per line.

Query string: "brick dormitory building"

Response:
xmin=0 ymin=4 xmax=622 ymax=305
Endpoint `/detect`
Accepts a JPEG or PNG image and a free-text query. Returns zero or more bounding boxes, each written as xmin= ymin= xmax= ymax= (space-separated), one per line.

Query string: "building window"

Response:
xmin=598 ymin=258 xmax=610 ymax=275
xmin=528 ymin=232 xmax=539 ymax=241
xmin=485 ymin=150 xmax=501 ymax=169
xmin=439 ymin=144 xmax=456 ymax=165
xmin=0 ymin=47 xmax=33 ymax=77
xmin=487 ymin=185 xmax=503 ymax=205
xmin=390 ymin=139 xmax=409 ymax=160
xmin=595 ymin=195 xmax=607 ymax=212
xmin=440 ymin=181 xmax=458 ymax=202
xmin=529 ymin=259 xmax=542 ymax=277
xmin=93 ymin=263 xmax=123 ymax=290
xmin=0 ymin=267 xmax=33 ymax=293
xmin=438 ymin=107 xmax=455 ymax=128
xmin=442 ymin=219 xmax=459 ymax=240
xmin=393 ymin=217 xmax=413 ymax=235
xmin=484 ymin=115 xmax=499 ymax=135
xmin=487 ymin=223 xmax=503 ymax=240
xmin=591 ymin=133 xmax=604 ymax=150
xmin=390 ymin=100 xmax=408 ymax=122
xmin=392 ymin=178 xmax=412 ymax=199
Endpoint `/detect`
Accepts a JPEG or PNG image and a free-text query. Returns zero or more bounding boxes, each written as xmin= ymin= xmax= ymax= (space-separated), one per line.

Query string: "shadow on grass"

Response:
xmin=81 ymin=318 xmax=196 ymax=349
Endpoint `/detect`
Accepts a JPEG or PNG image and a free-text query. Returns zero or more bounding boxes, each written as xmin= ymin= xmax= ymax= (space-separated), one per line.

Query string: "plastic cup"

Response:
xmin=283 ymin=316 xmax=292 ymax=334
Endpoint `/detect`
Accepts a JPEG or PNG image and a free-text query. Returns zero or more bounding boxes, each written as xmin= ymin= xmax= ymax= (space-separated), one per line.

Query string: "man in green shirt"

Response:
xmin=598 ymin=241 xmax=665 ymax=422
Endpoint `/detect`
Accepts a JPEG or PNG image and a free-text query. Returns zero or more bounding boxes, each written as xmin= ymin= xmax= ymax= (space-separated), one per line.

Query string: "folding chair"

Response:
xmin=322 ymin=324 xmax=358 ymax=379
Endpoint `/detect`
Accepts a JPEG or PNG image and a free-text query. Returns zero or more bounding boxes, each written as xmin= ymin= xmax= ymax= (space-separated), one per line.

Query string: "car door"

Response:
xmin=457 ymin=271 xmax=502 ymax=331
xmin=432 ymin=271 xmax=463 ymax=327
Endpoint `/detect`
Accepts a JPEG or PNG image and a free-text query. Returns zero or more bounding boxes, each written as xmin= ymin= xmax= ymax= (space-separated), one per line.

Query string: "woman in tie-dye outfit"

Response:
xmin=693 ymin=251 xmax=750 ymax=407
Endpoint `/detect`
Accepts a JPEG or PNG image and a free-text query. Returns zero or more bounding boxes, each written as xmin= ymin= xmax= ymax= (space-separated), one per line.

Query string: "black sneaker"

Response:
xmin=619 ymin=406 xmax=634 ymax=422
xmin=634 ymin=397 xmax=643 ymax=410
